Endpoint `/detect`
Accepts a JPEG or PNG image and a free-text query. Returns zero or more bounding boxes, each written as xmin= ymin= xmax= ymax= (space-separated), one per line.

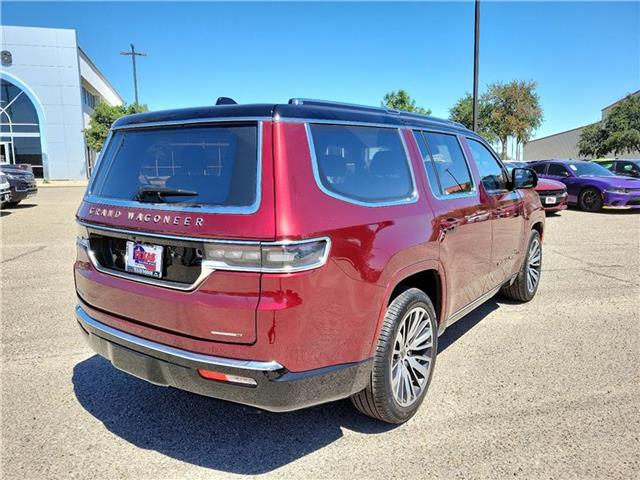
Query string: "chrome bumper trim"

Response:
xmin=75 ymin=304 xmax=284 ymax=372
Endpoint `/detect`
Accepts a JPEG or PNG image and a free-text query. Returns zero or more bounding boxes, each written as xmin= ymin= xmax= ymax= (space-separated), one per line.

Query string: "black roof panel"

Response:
xmin=111 ymin=99 xmax=472 ymax=136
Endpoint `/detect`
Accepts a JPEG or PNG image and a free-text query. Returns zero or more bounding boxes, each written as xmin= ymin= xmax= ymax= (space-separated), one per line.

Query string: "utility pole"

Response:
xmin=472 ymin=0 xmax=480 ymax=132
xmin=120 ymin=44 xmax=146 ymax=105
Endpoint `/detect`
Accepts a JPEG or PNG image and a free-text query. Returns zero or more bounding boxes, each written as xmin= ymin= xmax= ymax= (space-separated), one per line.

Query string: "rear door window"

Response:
xmin=547 ymin=164 xmax=571 ymax=177
xmin=308 ymin=124 xmax=415 ymax=204
xmin=531 ymin=163 xmax=547 ymax=175
xmin=90 ymin=123 xmax=259 ymax=209
xmin=418 ymin=131 xmax=474 ymax=196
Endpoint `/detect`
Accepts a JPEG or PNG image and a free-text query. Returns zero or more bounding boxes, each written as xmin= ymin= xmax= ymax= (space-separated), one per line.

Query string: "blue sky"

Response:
xmin=3 ymin=1 xmax=639 ymax=139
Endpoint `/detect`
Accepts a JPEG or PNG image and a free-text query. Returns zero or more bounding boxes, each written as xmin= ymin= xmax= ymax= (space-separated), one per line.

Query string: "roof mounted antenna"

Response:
xmin=215 ymin=97 xmax=238 ymax=106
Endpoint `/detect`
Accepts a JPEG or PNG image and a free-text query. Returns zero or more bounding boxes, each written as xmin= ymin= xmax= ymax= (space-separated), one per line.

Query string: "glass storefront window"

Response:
xmin=0 ymin=78 xmax=43 ymax=175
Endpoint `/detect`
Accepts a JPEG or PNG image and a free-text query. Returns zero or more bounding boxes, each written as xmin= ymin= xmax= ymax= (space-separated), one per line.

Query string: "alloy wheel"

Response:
xmin=391 ymin=306 xmax=434 ymax=407
xmin=581 ymin=190 xmax=601 ymax=211
xmin=527 ymin=237 xmax=542 ymax=293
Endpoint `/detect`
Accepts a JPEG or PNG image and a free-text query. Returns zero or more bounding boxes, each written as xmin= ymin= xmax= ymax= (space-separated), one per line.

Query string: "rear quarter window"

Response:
xmin=89 ymin=123 xmax=259 ymax=209
xmin=308 ymin=124 xmax=415 ymax=204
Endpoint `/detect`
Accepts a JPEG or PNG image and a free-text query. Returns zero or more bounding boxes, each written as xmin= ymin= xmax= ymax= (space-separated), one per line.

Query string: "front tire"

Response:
xmin=578 ymin=188 xmax=603 ymax=212
xmin=351 ymin=288 xmax=438 ymax=424
xmin=500 ymin=229 xmax=542 ymax=302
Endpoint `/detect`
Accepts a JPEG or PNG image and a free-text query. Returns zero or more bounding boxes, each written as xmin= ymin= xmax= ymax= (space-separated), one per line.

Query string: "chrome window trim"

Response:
xmin=87 ymin=129 xmax=115 ymax=195
xmin=86 ymin=122 xmax=263 ymax=216
xmin=75 ymin=305 xmax=284 ymax=372
xmin=413 ymin=130 xmax=478 ymax=201
xmin=305 ymin=123 xmax=419 ymax=208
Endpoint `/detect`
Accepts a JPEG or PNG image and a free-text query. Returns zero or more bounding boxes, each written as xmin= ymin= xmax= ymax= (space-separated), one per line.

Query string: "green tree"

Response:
xmin=448 ymin=92 xmax=496 ymax=143
xmin=577 ymin=122 xmax=609 ymax=158
xmin=382 ymin=90 xmax=431 ymax=115
xmin=578 ymin=95 xmax=640 ymax=158
xmin=84 ymin=102 xmax=148 ymax=152
xmin=485 ymin=80 xmax=543 ymax=160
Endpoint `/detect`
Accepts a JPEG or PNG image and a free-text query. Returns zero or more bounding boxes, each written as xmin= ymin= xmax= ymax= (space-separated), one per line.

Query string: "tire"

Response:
xmin=1 ymin=200 xmax=20 ymax=208
xmin=578 ymin=187 xmax=603 ymax=212
xmin=500 ymin=229 xmax=542 ymax=302
xmin=351 ymin=288 xmax=438 ymax=424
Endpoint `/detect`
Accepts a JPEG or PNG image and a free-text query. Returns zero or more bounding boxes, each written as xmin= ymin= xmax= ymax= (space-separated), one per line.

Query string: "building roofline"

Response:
xmin=600 ymin=89 xmax=640 ymax=112
xmin=78 ymin=47 xmax=124 ymax=104
xmin=525 ymin=123 xmax=598 ymax=144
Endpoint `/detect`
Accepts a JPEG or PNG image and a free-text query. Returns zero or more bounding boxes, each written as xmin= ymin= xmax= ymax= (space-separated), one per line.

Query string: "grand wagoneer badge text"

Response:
xmin=88 ymin=207 xmax=204 ymax=227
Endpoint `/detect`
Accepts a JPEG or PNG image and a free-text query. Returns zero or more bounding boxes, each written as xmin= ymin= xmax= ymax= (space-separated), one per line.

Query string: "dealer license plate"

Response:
xmin=125 ymin=241 xmax=163 ymax=278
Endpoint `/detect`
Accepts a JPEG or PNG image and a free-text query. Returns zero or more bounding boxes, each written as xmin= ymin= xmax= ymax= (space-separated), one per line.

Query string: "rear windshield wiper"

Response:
xmin=135 ymin=185 xmax=198 ymax=203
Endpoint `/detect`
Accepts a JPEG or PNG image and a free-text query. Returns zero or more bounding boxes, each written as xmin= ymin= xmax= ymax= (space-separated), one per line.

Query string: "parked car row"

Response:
xmin=0 ymin=163 xmax=38 ymax=208
xmin=504 ymin=161 xmax=568 ymax=214
xmin=528 ymin=159 xmax=640 ymax=212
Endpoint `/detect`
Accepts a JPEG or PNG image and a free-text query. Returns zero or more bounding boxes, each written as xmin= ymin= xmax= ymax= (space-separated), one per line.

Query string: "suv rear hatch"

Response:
xmin=75 ymin=120 xmax=275 ymax=344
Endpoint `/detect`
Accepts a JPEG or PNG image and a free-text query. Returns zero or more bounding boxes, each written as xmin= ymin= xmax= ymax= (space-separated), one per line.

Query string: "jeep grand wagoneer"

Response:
xmin=74 ymin=98 xmax=544 ymax=423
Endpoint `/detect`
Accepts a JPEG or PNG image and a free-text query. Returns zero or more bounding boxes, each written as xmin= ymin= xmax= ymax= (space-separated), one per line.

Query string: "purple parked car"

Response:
xmin=530 ymin=160 xmax=640 ymax=212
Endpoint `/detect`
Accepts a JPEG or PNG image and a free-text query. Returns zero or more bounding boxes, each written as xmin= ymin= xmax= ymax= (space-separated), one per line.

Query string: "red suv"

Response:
xmin=74 ymin=99 xmax=545 ymax=423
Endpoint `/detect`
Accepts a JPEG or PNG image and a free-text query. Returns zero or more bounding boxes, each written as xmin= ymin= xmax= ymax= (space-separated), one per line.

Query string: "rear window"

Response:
xmin=308 ymin=124 xmax=415 ymax=204
xmin=90 ymin=123 xmax=259 ymax=209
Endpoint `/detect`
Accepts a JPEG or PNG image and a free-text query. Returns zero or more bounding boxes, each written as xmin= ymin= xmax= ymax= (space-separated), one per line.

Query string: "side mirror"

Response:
xmin=512 ymin=167 xmax=538 ymax=189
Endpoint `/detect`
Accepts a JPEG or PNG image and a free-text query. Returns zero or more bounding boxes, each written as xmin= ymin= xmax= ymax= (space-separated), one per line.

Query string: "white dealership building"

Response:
xmin=0 ymin=25 xmax=123 ymax=179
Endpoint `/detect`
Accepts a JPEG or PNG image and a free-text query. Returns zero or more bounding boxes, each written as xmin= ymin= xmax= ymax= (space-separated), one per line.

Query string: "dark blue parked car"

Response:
xmin=529 ymin=160 xmax=640 ymax=212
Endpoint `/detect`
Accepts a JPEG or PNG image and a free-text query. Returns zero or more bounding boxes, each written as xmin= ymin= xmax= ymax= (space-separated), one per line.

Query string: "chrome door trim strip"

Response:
xmin=75 ymin=305 xmax=284 ymax=372
xmin=438 ymin=282 xmax=507 ymax=336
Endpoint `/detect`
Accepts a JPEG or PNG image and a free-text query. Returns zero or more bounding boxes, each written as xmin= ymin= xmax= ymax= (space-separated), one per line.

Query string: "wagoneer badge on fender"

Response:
xmin=88 ymin=206 xmax=204 ymax=227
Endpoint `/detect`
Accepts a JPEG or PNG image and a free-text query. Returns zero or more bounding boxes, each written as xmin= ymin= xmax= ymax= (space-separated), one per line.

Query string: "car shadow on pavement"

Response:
xmin=72 ymin=297 xmax=503 ymax=473
xmin=438 ymin=298 xmax=502 ymax=352
xmin=72 ymin=356 xmax=397 ymax=474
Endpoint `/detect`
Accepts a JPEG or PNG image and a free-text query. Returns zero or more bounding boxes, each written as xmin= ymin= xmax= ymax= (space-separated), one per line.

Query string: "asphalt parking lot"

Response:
xmin=1 ymin=186 xmax=639 ymax=479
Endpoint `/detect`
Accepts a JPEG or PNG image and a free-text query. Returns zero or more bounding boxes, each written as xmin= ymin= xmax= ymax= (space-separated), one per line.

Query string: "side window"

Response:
xmin=532 ymin=163 xmax=547 ymax=174
xmin=421 ymin=132 xmax=474 ymax=196
xmin=309 ymin=124 xmax=415 ymax=204
xmin=547 ymin=164 xmax=570 ymax=177
xmin=412 ymin=131 xmax=443 ymax=195
xmin=467 ymin=139 xmax=508 ymax=192
xmin=599 ymin=161 xmax=615 ymax=170
xmin=618 ymin=161 xmax=639 ymax=174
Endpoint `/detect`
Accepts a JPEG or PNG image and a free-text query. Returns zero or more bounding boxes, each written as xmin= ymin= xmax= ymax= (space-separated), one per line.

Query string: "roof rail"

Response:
xmin=288 ymin=98 xmax=388 ymax=113
xmin=288 ymin=98 xmax=467 ymax=129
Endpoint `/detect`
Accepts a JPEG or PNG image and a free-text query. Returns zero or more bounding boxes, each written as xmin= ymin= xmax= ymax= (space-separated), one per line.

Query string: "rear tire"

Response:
xmin=578 ymin=188 xmax=603 ymax=212
xmin=351 ymin=288 xmax=438 ymax=424
xmin=500 ymin=229 xmax=542 ymax=302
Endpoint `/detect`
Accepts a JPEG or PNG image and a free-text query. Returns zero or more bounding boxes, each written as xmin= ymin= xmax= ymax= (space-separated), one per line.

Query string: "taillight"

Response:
xmin=203 ymin=238 xmax=330 ymax=273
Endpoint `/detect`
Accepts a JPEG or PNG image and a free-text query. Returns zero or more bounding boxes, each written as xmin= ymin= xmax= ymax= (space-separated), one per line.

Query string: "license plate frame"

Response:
xmin=125 ymin=241 xmax=164 ymax=278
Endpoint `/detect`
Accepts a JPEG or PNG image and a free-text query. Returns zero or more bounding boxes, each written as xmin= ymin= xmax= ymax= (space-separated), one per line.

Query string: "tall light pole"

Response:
xmin=472 ymin=0 xmax=480 ymax=132
xmin=120 ymin=44 xmax=146 ymax=105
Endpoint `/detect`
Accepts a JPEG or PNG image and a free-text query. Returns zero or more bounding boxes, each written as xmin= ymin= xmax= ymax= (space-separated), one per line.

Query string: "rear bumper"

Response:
xmin=75 ymin=304 xmax=371 ymax=412
xmin=9 ymin=185 xmax=37 ymax=202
